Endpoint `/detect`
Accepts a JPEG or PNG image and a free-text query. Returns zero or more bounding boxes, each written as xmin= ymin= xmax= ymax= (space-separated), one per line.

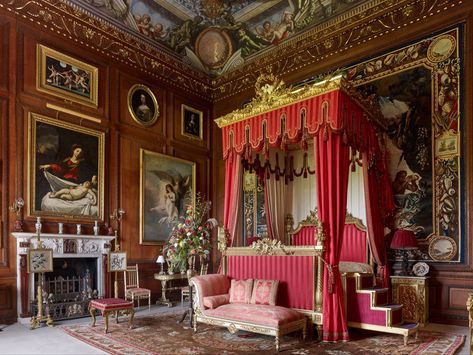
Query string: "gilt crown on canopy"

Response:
xmin=215 ymin=72 xmax=386 ymax=160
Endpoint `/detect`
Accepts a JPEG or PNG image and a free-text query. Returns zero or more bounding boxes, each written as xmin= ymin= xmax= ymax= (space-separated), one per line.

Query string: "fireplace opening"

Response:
xmin=32 ymin=257 xmax=99 ymax=320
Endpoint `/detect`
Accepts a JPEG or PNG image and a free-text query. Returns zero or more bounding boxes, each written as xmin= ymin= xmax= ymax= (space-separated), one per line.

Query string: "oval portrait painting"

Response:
xmin=127 ymin=84 xmax=159 ymax=126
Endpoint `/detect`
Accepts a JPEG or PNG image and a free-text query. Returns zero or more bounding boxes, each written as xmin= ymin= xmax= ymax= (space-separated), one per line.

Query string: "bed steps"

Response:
xmin=343 ymin=272 xmax=419 ymax=344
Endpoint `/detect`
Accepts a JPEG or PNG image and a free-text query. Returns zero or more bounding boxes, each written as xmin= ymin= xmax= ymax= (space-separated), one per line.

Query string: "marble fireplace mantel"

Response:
xmin=11 ymin=232 xmax=115 ymax=322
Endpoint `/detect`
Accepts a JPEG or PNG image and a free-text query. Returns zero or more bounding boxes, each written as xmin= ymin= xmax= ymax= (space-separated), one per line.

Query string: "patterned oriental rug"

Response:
xmin=62 ymin=312 xmax=465 ymax=355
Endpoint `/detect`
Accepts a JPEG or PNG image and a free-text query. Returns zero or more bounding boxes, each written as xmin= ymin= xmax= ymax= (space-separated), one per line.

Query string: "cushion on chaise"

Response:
xmin=203 ymin=303 xmax=305 ymax=327
xmin=203 ymin=294 xmax=230 ymax=309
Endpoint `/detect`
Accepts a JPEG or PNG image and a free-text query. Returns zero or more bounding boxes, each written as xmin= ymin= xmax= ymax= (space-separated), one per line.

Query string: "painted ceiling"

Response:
xmin=79 ymin=0 xmax=369 ymax=76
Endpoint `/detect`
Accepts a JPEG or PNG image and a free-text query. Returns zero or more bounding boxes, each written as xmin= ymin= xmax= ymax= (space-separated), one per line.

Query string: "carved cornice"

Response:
xmin=1 ymin=0 xmax=465 ymax=102
xmin=0 ymin=0 xmax=213 ymax=100
xmin=211 ymin=0 xmax=465 ymax=102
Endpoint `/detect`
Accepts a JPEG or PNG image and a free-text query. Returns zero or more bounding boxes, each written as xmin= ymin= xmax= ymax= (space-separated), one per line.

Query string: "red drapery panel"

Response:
xmin=223 ymin=151 xmax=242 ymax=247
xmin=362 ymin=148 xmax=390 ymax=287
xmin=315 ymin=131 xmax=350 ymax=342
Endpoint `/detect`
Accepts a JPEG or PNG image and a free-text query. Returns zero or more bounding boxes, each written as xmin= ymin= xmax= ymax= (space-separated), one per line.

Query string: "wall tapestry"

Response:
xmin=140 ymin=149 xmax=195 ymax=245
xmin=28 ymin=113 xmax=105 ymax=221
xmin=349 ymin=27 xmax=462 ymax=262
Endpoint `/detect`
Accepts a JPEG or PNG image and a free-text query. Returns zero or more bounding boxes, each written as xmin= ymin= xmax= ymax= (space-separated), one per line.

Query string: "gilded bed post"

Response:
xmin=285 ymin=213 xmax=294 ymax=245
xmin=218 ymin=227 xmax=228 ymax=274
xmin=315 ymin=220 xmax=325 ymax=313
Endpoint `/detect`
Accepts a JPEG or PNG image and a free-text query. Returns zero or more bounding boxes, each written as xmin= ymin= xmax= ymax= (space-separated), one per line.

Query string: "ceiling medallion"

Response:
xmin=195 ymin=27 xmax=234 ymax=69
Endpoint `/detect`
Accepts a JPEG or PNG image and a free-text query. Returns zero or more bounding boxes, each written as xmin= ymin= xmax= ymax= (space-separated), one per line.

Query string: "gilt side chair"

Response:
xmin=124 ymin=264 xmax=151 ymax=309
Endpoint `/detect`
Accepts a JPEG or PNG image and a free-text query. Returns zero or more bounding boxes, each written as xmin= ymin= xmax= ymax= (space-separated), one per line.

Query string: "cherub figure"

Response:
xmin=256 ymin=21 xmax=275 ymax=42
xmin=49 ymin=175 xmax=97 ymax=204
xmin=136 ymin=13 xmax=152 ymax=36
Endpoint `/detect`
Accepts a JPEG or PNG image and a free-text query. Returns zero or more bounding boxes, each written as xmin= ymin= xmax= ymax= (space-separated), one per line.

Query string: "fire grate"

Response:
xmin=31 ymin=269 xmax=98 ymax=321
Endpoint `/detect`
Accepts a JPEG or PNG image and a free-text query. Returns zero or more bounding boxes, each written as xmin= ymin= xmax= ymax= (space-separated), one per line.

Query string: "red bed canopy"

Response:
xmin=215 ymin=73 xmax=394 ymax=342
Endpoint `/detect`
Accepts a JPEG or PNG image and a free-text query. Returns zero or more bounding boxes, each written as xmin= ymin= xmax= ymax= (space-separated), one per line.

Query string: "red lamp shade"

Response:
xmin=390 ymin=229 xmax=418 ymax=250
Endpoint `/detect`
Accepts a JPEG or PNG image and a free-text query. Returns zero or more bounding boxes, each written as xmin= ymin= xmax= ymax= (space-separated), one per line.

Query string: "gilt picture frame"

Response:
xmin=109 ymin=251 xmax=127 ymax=272
xmin=140 ymin=149 xmax=196 ymax=245
xmin=27 ymin=248 xmax=53 ymax=273
xmin=36 ymin=44 xmax=98 ymax=107
xmin=127 ymin=84 xmax=159 ymax=126
xmin=181 ymin=104 xmax=203 ymax=140
xmin=27 ymin=112 xmax=105 ymax=221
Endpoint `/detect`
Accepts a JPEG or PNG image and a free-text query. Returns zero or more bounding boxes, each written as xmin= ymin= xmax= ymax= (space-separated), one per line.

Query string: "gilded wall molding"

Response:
xmin=1 ymin=0 xmax=465 ymax=102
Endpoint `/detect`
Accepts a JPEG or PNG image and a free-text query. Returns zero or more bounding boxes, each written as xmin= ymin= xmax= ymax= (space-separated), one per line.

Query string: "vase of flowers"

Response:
xmin=163 ymin=194 xmax=218 ymax=273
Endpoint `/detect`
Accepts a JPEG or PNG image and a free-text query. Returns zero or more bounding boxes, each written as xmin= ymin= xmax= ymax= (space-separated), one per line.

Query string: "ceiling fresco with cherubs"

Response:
xmin=79 ymin=0 xmax=368 ymax=76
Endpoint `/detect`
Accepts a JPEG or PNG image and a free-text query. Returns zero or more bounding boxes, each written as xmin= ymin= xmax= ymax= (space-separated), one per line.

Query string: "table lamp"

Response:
xmin=156 ymin=255 xmax=165 ymax=275
xmin=390 ymin=229 xmax=418 ymax=276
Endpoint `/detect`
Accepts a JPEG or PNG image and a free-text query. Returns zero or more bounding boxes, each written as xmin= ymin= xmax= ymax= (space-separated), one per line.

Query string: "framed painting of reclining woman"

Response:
xmin=27 ymin=112 xmax=105 ymax=221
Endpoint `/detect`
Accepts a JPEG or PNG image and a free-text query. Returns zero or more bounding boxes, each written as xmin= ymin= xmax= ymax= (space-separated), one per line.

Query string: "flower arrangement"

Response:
xmin=163 ymin=194 xmax=218 ymax=273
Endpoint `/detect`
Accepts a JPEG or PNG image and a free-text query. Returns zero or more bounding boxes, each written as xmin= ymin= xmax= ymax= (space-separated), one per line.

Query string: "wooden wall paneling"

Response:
xmin=0 ymin=98 xmax=5 ymax=261
xmin=0 ymin=20 xmax=9 ymax=94
xmin=0 ymin=283 xmax=14 ymax=311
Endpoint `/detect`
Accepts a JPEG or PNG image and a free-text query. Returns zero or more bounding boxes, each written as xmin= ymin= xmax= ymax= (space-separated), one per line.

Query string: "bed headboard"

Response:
xmin=340 ymin=213 xmax=370 ymax=264
xmin=285 ymin=209 xmax=319 ymax=246
xmin=286 ymin=210 xmax=370 ymax=264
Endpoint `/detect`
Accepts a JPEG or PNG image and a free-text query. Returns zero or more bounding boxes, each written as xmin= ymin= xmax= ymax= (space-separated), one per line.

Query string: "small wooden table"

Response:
xmin=154 ymin=272 xmax=189 ymax=307
xmin=89 ymin=298 xmax=134 ymax=333
xmin=391 ymin=276 xmax=429 ymax=327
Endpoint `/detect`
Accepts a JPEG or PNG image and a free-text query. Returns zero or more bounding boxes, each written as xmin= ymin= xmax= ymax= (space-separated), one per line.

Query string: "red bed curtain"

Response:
xmin=361 ymin=129 xmax=395 ymax=287
xmin=223 ymin=151 xmax=242 ymax=247
xmin=315 ymin=131 xmax=350 ymax=342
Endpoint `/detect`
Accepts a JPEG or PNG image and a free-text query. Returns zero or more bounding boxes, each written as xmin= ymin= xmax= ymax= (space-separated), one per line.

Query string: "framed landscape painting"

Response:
xmin=140 ymin=149 xmax=195 ymax=245
xmin=27 ymin=112 xmax=105 ymax=221
xmin=36 ymin=44 xmax=98 ymax=107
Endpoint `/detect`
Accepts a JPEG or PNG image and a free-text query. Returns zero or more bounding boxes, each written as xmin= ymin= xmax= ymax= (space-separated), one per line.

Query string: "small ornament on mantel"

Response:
xmin=76 ymin=224 xmax=82 ymax=235
xmin=35 ymin=217 xmax=42 ymax=234
xmin=58 ymin=222 xmax=64 ymax=234
xmin=93 ymin=221 xmax=100 ymax=236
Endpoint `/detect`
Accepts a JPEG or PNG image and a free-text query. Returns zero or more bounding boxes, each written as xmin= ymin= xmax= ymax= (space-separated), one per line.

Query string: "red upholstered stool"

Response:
xmin=89 ymin=298 xmax=134 ymax=333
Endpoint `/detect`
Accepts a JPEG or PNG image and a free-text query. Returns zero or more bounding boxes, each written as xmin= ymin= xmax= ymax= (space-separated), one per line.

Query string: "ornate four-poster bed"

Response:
xmin=192 ymin=73 xmax=418 ymax=347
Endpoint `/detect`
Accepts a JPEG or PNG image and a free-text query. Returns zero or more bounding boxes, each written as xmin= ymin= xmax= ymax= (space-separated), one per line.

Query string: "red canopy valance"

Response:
xmin=216 ymin=75 xmax=384 ymax=160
